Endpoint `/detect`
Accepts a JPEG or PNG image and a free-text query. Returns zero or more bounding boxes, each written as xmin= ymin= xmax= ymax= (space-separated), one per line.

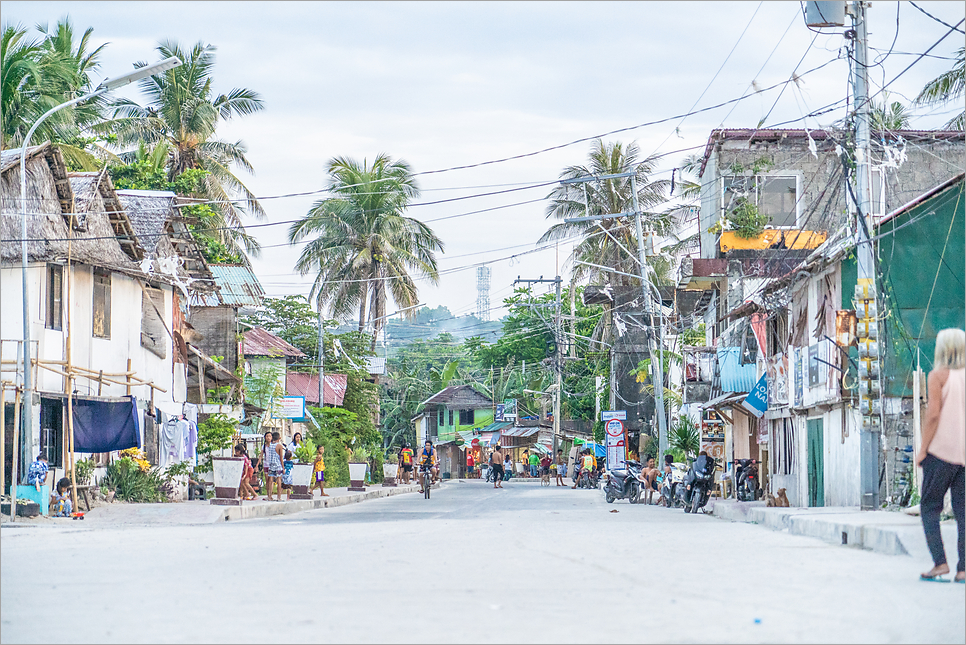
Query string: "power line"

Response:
xmin=908 ymin=1 xmax=966 ymax=35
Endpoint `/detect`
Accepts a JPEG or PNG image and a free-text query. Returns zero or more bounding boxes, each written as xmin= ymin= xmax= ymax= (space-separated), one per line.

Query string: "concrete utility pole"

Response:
xmin=851 ymin=0 xmax=880 ymax=511
xmin=630 ymin=175 xmax=669 ymax=465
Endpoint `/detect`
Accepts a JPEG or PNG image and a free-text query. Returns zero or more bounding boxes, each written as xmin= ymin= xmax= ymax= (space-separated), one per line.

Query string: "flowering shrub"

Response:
xmin=119 ymin=448 xmax=151 ymax=472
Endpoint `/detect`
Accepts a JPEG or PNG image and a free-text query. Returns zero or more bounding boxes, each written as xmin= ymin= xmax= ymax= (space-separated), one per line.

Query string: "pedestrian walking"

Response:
xmin=399 ymin=443 xmax=415 ymax=484
xmin=235 ymin=443 xmax=257 ymax=500
xmin=503 ymin=454 xmax=513 ymax=481
xmin=466 ymin=452 xmax=475 ymax=478
xmin=555 ymin=449 xmax=566 ymax=486
xmin=490 ymin=445 xmax=505 ymax=489
xmin=917 ymin=328 xmax=966 ymax=583
xmin=263 ymin=431 xmax=285 ymax=501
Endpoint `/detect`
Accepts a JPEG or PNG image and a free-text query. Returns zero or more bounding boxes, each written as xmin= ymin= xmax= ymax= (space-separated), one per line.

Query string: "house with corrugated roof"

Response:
xmin=675 ymin=126 xmax=964 ymax=507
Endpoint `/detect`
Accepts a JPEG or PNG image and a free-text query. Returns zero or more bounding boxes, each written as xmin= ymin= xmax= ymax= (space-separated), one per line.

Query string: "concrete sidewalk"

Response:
xmin=709 ymin=498 xmax=960 ymax=561
xmin=70 ymin=483 xmax=426 ymax=527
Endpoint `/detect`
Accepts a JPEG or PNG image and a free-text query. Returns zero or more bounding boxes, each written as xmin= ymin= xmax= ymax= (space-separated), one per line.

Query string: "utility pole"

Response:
xmin=630 ymin=174 xmax=669 ymax=466
xmin=513 ymin=276 xmax=564 ymax=454
xmin=851 ymin=0 xmax=880 ymax=511
xmin=317 ymin=306 xmax=325 ymax=409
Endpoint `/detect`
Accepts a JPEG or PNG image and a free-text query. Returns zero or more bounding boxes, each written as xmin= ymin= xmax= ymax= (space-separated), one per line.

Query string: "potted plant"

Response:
xmin=210 ymin=456 xmax=245 ymax=506
xmin=291 ymin=439 xmax=317 ymax=499
xmin=348 ymin=447 xmax=369 ymax=492
xmin=382 ymin=452 xmax=399 ymax=487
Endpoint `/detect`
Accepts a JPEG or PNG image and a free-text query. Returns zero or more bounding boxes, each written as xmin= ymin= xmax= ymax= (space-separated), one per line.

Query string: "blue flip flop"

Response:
xmin=920 ymin=573 xmax=951 ymax=583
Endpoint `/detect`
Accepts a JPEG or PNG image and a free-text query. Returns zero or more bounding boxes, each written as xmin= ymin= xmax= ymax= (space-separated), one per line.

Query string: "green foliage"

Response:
xmin=670 ymin=416 xmax=700 ymax=458
xmin=350 ymin=446 xmax=369 ymax=463
xmin=727 ymin=197 xmax=770 ymax=239
xmin=680 ymin=323 xmax=706 ymax=347
xmin=241 ymin=295 xmax=324 ymax=359
xmin=74 ymin=457 xmax=96 ymax=486
xmin=294 ymin=438 xmax=317 ymax=464
xmin=914 ymin=46 xmax=964 ymax=130
xmin=196 ymin=414 xmax=238 ymax=473
xmin=103 ymin=458 xmax=167 ymax=503
xmin=245 ymin=365 xmax=283 ymax=415
xmin=163 ymin=460 xmax=193 ymax=481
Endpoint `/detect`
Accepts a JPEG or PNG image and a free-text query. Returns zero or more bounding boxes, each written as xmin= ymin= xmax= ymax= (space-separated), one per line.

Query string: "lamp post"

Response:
xmin=17 ymin=56 xmax=181 ymax=480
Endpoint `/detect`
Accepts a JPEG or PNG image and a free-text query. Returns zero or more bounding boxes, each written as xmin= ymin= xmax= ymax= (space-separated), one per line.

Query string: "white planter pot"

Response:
xmin=348 ymin=462 xmax=368 ymax=491
xmin=383 ymin=463 xmax=398 ymax=478
xmin=211 ymin=457 xmax=244 ymax=505
xmin=290 ymin=462 xmax=314 ymax=499
xmin=292 ymin=463 xmax=314 ymax=487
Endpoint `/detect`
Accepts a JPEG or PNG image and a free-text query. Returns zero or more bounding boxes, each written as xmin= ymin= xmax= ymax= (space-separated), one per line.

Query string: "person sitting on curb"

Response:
xmin=50 ymin=477 xmax=72 ymax=517
xmin=27 ymin=453 xmax=49 ymax=492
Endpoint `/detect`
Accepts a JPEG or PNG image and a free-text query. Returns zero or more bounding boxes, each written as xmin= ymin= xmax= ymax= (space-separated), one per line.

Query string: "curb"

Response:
xmin=221 ymin=484 xmax=424 ymax=522
xmin=709 ymin=500 xmax=924 ymax=556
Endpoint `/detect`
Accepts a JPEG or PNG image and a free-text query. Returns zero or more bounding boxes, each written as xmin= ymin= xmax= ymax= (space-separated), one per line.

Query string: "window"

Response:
xmin=92 ymin=268 xmax=111 ymax=338
xmin=40 ymin=397 xmax=63 ymax=468
xmin=723 ymin=175 xmax=799 ymax=228
xmin=141 ymin=285 xmax=167 ymax=358
xmin=46 ymin=264 xmax=63 ymax=330
xmin=448 ymin=409 xmax=454 ymax=426
xmin=459 ymin=409 xmax=474 ymax=426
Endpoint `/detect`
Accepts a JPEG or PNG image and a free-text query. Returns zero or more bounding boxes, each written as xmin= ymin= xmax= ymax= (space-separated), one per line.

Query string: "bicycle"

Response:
xmin=419 ymin=464 xmax=433 ymax=499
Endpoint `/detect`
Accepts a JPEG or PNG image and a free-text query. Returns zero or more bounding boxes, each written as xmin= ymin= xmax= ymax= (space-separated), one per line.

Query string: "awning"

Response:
xmin=530 ymin=443 xmax=552 ymax=455
xmin=502 ymin=426 xmax=542 ymax=437
xmin=700 ymin=391 xmax=746 ymax=411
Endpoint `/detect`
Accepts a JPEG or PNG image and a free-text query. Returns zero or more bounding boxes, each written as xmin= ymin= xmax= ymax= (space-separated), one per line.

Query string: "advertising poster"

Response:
xmin=604 ymin=418 xmax=626 ymax=470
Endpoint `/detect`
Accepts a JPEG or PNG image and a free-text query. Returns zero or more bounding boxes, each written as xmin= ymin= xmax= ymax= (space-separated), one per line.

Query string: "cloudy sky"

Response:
xmin=7 ymin=1 xmax=964 ymax=324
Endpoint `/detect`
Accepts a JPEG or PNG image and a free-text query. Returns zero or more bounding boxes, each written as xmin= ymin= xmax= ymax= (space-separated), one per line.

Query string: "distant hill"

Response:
xmin=384 ymin=306 xmax=503 ymax=352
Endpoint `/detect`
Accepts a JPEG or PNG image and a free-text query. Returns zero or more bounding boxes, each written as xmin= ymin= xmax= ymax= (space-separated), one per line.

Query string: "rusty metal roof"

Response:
xmin=286 ymin=372 xmax=347 ymax=406
xmin=242 ymin=327 xmax=305 ymax=359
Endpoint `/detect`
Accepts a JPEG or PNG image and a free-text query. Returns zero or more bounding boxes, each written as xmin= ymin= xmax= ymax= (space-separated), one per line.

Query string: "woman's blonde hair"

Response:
xmin=934 ymin=328 xmax=966 ymax=370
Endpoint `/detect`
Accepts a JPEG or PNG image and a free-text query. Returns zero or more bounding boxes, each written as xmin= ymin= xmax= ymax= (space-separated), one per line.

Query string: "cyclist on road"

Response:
xmin=418 ymin=440 xmax=439 ymax=493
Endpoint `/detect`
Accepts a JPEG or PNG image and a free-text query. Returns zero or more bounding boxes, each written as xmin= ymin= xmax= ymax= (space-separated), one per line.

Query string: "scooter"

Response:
xmin=734 ymin=459 xmax=759 ymax=501
xmin=660 ymin=462 xmax=688 ymax=508
xmin=678 ymin=454 xmax=717 ymax=514
xmin=574 ymin=466 xmax=598 ymax=489
xmin=603 ymin=460 xmax=644 ymax=504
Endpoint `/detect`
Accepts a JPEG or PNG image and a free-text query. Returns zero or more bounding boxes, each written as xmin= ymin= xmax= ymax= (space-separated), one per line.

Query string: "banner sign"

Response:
xmin=601 ymin=410 xmax=626 ymax=421
xmin=274 ymin=396 xmax=306 ymax=419
xmin=495 ymin=404 xmax=505 ymax=422
xmin=604 ymin=418 xmax=626 ymax=470
xmin=741 ymin=374 xmax=768 ymax=418
xmin=502 ymin=399 xmax=517 ymax=419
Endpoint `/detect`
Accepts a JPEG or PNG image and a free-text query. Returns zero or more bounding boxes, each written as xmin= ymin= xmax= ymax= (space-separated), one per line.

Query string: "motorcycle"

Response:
xmin=660 ymin=462 xmax=688 ymax=508
xmin=734 ymin=458 xmax=759 ymax=501
xmin=603 ymin=460 xmax=645 ymax=504
xmin=677 ymin=454 xmax=717 ymax=514
xmin=574 ymin=466 xmax=598 ymax=489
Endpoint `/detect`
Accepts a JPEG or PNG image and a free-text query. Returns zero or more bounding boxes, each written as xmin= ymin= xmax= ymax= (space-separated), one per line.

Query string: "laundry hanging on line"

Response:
xmin=156 ymin=409 xmax=198 ymax=469
xmin=72 ymin=395 xmax=141 ymax=453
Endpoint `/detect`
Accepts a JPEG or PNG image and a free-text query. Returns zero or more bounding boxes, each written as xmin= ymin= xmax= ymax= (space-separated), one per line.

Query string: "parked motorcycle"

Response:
xmin=603 ymin=460 xmax=644 ymax=504
xmin=660 ymin=462 xmax=688 ymax=508
xmin=734 ymin=458 xmax=760 ymax=501
xmin=677 ymin=454 xmax=717 ymax=514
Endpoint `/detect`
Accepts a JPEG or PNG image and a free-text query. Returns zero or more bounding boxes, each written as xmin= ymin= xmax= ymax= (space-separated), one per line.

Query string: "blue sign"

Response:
xmin=741 ymin=374 xmax=768 ymax=418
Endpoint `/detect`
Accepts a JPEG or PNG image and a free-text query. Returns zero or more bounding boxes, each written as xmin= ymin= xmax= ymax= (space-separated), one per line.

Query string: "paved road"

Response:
xmin=1 ymin=479 xmax=963 ymax=643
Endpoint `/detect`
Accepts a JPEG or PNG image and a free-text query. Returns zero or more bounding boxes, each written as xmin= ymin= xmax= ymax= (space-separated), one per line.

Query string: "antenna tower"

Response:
xmin=476 ymin=266 xmax=491 ymax=321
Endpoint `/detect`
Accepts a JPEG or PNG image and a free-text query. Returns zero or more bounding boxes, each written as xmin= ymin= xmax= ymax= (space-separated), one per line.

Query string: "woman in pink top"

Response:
xmin=917 ymin=328 xmax=966 ymax=583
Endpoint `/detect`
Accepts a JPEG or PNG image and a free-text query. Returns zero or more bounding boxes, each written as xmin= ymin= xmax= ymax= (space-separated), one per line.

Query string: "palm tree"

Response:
xmin=541 ymin=139 xmax=672 ymax=288
xmin=1 ymin=23 xmax=76 ymax=149
xmin=871 ymin=92 xmax=911 ymax=131
xmin=288 ymin=154 xmax=444 ymax=347
xmin=100 ymin=40 xmax=265 ymax=255
xmin=915 ymin=46 xmax=964 ymax=130
xmin=669 ymin=415 xmax=700 ymax=459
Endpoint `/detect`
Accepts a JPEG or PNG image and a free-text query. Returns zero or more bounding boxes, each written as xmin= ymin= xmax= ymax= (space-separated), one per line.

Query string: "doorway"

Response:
xmin=807 ymin=418 xmax=824 ymax=507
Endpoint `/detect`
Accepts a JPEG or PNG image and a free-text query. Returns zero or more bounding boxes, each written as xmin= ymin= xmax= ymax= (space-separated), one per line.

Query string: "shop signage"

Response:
xmin=502 ymin=399 xmax=517 ymax=419
xmin=601 ymin=410 xmax=626 ymax=421
xmin=604 ymin=419 xmax=626 ymax=470
xmin=742 ymin=374 xmax=768 ymax=418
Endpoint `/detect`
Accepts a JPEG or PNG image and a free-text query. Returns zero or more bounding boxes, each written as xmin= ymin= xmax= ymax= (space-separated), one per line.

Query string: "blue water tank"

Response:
xmin=806 ymin=1 xmax=846 ymax=27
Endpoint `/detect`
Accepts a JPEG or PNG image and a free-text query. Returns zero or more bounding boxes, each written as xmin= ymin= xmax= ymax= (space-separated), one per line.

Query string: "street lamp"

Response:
xmin=17 ymin=56 xmax=181 ymax=468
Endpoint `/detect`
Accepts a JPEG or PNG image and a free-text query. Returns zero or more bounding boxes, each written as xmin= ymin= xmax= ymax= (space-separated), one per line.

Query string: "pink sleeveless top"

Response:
xmin=929 ymin=368 xmax=966 ymax=466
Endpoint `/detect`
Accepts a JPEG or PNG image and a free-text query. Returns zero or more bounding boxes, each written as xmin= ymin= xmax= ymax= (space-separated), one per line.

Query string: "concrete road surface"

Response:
xmin=2 ymin=479 xmax=963 ymax=644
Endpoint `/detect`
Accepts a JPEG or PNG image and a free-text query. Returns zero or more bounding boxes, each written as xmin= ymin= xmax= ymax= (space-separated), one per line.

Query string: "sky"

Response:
xmin=7 ymin=1 xmax=965 ymax=327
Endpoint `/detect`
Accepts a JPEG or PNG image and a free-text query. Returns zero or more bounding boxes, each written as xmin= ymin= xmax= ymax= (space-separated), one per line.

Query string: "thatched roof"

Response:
xmin=118 ymin=190 xmax=216 ymax=292
xmin=1 ymin=143 xmax=139 ymax=270
xmin=69 ymin=170 xmax=143 ymax=261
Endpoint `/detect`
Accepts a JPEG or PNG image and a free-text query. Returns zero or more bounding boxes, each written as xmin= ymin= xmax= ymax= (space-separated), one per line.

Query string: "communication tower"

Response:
xmin=476 ymin=266 xmax=491 ymax=321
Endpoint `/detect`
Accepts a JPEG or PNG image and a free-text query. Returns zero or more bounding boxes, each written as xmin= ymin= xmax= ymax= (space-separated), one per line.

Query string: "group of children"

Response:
xmin=26 ymin=453 xmax=73 ymax=517
xmin=233 ymin=436 xmax=329 ymax=502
